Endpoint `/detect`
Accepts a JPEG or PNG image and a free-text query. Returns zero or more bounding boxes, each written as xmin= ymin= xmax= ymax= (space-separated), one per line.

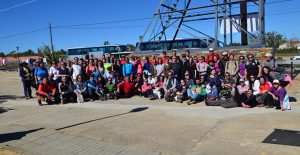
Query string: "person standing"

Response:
xmin=72 ymin=57 xmax=82 ymax=82
xmin=169 ymin=56 xmax=181 ymax=81
xmin=19 ymin=62 xmax=32 ymax=99
xmin=225 ymin=54 xmax=239 ymax=83
xmin=34 ymin=62 xmax=48 ymax=85
xmin=246 ymin=54 xmax=262 ymax=80
xmin=122 ymin=58 xmax=133 ymax=77
xmin=49 ymin=61 xmax=58 ymax=82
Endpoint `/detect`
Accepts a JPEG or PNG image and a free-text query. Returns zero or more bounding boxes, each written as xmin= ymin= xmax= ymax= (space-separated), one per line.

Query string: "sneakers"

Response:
xmin=38 ymin=100 xmax=42 ymax=106
xmin=77 ymin=94 xmax=84 ymax=103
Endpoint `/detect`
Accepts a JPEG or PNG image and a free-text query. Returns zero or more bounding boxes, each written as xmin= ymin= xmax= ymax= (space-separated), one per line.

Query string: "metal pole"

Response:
xmin=214 ymin=0 xmax=219 ymax=48
xmin=291 ymin=61 xmax=294 ymax=79
xmin=259 ymin=0 xmax=265 ymax=46
xmin=229 ymin=0 xmax=233 ymax=45
xmin=168 ymin=0 xmax=192 ymax=50
xmin=223 ymin=0 xmax=227 ymax=47
xmin=240 ymin=0 xmax=248 ymax=45
xmin=49 ymin=23 xmax=54 ymax=61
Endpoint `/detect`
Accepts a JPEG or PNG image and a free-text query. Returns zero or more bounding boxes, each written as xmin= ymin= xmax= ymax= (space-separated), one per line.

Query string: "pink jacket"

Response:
xmin=142 ymin=84 xmax=152 ymax=93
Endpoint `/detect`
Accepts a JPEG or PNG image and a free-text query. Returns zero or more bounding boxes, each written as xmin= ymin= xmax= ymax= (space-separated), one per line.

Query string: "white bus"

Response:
xmin=67 ymin=45 xmax=128 ymax=60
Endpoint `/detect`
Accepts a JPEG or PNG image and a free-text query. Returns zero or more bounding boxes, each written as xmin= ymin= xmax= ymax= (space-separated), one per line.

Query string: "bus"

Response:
xmin=67 ymin=45 xmax=128 ymax=60
xmin=135 ymin=38 xmax=215 ymax=53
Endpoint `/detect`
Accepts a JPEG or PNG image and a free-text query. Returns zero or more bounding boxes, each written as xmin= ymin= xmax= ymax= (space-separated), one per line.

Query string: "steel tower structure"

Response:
xmin=138 ymin=0 xmax=265 ymax=52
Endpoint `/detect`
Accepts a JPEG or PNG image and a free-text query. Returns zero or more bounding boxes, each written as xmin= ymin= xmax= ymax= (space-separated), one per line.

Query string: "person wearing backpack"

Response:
xmin=225 ymin=54 xmax=239 ymax=83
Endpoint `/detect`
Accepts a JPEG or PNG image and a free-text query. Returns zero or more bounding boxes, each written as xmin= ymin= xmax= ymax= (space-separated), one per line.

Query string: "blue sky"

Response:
xmin=0 ymin=0 xmax=299 ymax=53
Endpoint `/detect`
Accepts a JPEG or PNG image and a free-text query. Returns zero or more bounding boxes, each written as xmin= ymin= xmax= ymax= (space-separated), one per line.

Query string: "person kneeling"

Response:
xmin=116 ymin=76 xmax=135 ymax=99
xmin=104 ymin=77 xmax=117 ymax=100
xmin=188 ymin=79 xmax=207 ymax=105
xmin=141 ymin=80 xmax=155 ymax=100
xmin=241 ymin=89 xmax=258 ymax=108
xmin=37 ymin=78 xmax=58 ymax=106
xmin=58 ymin=76 xmax=76 ymax=104
xmin=87 ymin=75 xmax=101 ymax=101
xmin=74 ymin=75 xmax=88 ymax=103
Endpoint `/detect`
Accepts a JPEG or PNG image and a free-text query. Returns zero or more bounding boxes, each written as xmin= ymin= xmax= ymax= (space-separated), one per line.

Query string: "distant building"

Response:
xmin=278 ymin=41 xmax=300 ymax=50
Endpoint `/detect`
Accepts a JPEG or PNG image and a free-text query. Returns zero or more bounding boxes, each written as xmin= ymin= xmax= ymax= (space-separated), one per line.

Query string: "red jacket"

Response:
xmin=37 ymin=83 xmax=56 ymax=96
xmin=117 ymin=81 xmax=135 ymax=94
xmin=206 ymin=53 xmax=221 ymax=63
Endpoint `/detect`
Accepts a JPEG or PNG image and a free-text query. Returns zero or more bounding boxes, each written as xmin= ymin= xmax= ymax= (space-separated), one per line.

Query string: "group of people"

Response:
xmin=19 ymin=48 xmax=291 ymax=111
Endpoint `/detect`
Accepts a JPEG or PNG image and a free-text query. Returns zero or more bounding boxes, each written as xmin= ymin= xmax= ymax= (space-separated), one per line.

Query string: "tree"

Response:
xmin=0 ymin=52 xmax=5 ymax=57
xmin=104 ymin=41 xmax=110 ymax=45
xmin=265 ymin=31 xmax=286 ymax=48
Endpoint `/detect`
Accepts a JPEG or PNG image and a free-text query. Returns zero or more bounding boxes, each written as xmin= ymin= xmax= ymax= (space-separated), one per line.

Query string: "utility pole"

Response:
xmin=49 ymin=23 xmax=54 ymax=61
xmin=259 ymin=0 xmax=265 ymax=47
xmin=214 ymin=0 xmax=219 ymax=48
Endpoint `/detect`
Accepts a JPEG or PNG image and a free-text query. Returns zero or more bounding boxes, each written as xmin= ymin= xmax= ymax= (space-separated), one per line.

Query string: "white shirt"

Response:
xmin=148 ymin=78 xmax=156 ymax=85
xmin=72 ymin=64 xmax=82 ymax=80
xmin=252 ymin=80 xmax=260 ymax=95
xmin=49 ymin=66 xmax=58 ymax=80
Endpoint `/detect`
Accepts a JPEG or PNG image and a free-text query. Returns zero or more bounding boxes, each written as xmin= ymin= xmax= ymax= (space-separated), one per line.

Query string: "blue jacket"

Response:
xmin=122 ymin=63 xmax=133 ymax=77
xmin=87 ymin=79 xmax=98 ymax=91
xmin=34 ymin=67 xmax=48 ymax=84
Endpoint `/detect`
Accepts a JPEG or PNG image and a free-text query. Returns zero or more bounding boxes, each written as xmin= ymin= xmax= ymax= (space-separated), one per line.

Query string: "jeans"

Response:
xmin=192 ymin=93 xmax=204 ymax=102
xmin=187 ymin=88 xmax=192 ymax=97
xmin=22 ymin=80 xmax=32 ymax=97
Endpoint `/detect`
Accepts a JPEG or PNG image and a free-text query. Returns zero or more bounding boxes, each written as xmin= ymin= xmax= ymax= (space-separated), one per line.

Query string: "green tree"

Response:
xmin=104 ymin=41 xmax=110 ymax=45
xmin=0 ymin=52 xmax=5 ymax=57
xmin=265 ymin=31 xmax=286 ymax=48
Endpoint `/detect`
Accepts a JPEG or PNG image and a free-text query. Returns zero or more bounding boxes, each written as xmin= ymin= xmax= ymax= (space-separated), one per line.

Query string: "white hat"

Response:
xmin=273 ymin=79 xmax=280 ymax=84
xmin=148 ymin=73 xmax=152 ymax=76
xmin=265 ymin=53 xmax=272 ymax=57
xmin=209 ymin=48 xmax=214 ymax=51
xmin=222 ymin=52 xmax=228 ymax=56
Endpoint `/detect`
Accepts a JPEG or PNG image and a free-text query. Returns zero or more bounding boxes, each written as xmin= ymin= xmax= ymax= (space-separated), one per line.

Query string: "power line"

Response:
xmin=0 ymin=27 xmax=47 ymax=40
xmin=53 ymin=17 xmax=151 ymax=29
xmin=0 ymin=0 xmax=38 ymax=13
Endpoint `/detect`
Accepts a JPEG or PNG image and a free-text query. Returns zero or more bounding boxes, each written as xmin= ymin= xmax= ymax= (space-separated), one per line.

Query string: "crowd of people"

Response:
xmin=19 ymin=48 xmax=292 ymax=111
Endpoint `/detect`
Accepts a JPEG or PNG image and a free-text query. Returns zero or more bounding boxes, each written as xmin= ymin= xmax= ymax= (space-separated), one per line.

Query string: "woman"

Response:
xmin=256 ymin=77 xmax=271 ymax=107
xmin=249 ymin=75 xmax=260 ymax=96
xmin=241 ymin=89 xmax=258 ymax=108
xmin=57 ymin=62 xmax=70 ymax=82
xmin=238 ymin=55 xmax=247 ymax=80
xmin=207 ymin=69 xmax=221 ymax=89
xmin=187 ymin=57 xmax=197 ymax=79
xmin=213 ymin=55 xmax=221 ymax=75
xmin=266 ymin=80 xmax=287 ymax=111
xmin=141 ymin=80 xmax=155 ymax=100
xmin=176 ymin=80 xmax=188 ymax=103
xmin=98 ymin=61 xmax=105 ymax=77
xmin=196 ymin=56 xmax=208 ymax=78
xmin=262 ymin=66 xmax=289 ymax=87
xmin=34 ymin=62 xmax=48 ymax=85
xmin=153 ymin=76 xmax=164 ymax=99
xmin=74 ymin=75 xmax=87 ymax=103
xmin=162 ymin=58 xmax=170 ymax=78
xmin=19 ymin=62 xmax=32 ymax=99
xmin=155 ymin=58 xmax=164 ymax=79
xmin=86 ymin=59 xmax=98 ymax=78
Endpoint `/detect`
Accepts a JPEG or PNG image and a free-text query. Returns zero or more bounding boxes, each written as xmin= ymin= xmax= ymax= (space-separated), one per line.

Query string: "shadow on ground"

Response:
xmin=262 ymin=129 xmax=300 ymax=147
xmin=0 ymin=107 xmax=14 ymax=114
xmin=0 ymin=128 xmax=44 ymax=143
xmin=56 ymin=107 xmax=149 ymax=130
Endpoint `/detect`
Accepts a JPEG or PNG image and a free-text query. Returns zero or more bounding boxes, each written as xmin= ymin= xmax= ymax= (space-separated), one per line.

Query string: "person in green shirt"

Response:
xmin=187 ymin=79 xmax=207 ymax=105
xmin=104 ymin=77 xmax=117 ymax=100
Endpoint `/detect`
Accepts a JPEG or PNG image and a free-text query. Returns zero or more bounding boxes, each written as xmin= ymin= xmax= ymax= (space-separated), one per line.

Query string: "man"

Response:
xmin=37 ymin=78 xmax=57 ymax=106
xmin=240 ymin=89 xmax=258 ymax=108
xmin=72 ymin=57 xmax=82 ymax=81
xmin=117 ymin=76 xmax=135 ymax=98
xmin=219 ymin=51 xmax=229 ymax=78
xmin=103 ymin=67 xmax=115 ymax=83
xmin=225 ymin=54 xmax=239 ymax=83
xmin=169 ymin=56 xmax=181 ymax=81
xmin=58 ymin=76 xmax=76 ymax=104
xmin=188 ymin=79 xmax=207 ymax=105
xmin=246 ymin=54 xmax=262 ymax=80
xmin=163 ymin=71 xmax=177 ymax=102
xmin=104 ymin=77 xmax=117 ymax=100
xmin=206 ymin=48 xmax=220 ymax=63
xmin=181 ymin=54 xmax=189 ymax=78
xmin=263 ymin=53 xmax=277 ymax=70
xmin=184 ymin=72 xmax=194 ymax=99
xmin=122 ymin=58 xmax=133 ymax=77
xmin=161 ymin=51 xmax=167 ymax=64
xmin=19 ymin=61 xmax=32 ymax=99
xmin=185 ymin=50 xmax=191 ymax=59
xmin=220 ymin=72 xmax=236 ymax=98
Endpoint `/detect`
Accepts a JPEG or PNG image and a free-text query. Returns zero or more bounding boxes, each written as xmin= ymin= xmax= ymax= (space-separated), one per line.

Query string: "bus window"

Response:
xmin=172 ymin=42 xmax=178 ymax=49
xmin=184 ymin=41 xmax=192 ymax=48
xmin=200 ymin=40 xmax=208 ymax=48
xmin=119 ymin=46 xmax=128 ymax=52
xmin=97 ymin=47 xmax=106 ymax=52
xmin=91 ymin=48 xmax=97 ymax=52
xmin=107 ymin=46 xmax=118 ymax=53
xmin=177 ymin=41 xmax=184 ymax=49
xmin=83 ymin=48 xmax=90 ymax=54
xmin=192 ymin=40 xmax=200 ymax=48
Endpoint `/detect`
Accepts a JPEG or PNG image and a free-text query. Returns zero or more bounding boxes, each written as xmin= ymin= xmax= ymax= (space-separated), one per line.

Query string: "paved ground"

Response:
xmin=0 ymin=72 xmax=300 ymax=155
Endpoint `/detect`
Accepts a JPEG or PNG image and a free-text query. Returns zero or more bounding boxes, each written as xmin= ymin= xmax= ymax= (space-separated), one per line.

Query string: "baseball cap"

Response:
xmin=209 ymin=48 xmax=214 ymax=51
xmin=273 ymin=79 xmax=280 ymax=84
